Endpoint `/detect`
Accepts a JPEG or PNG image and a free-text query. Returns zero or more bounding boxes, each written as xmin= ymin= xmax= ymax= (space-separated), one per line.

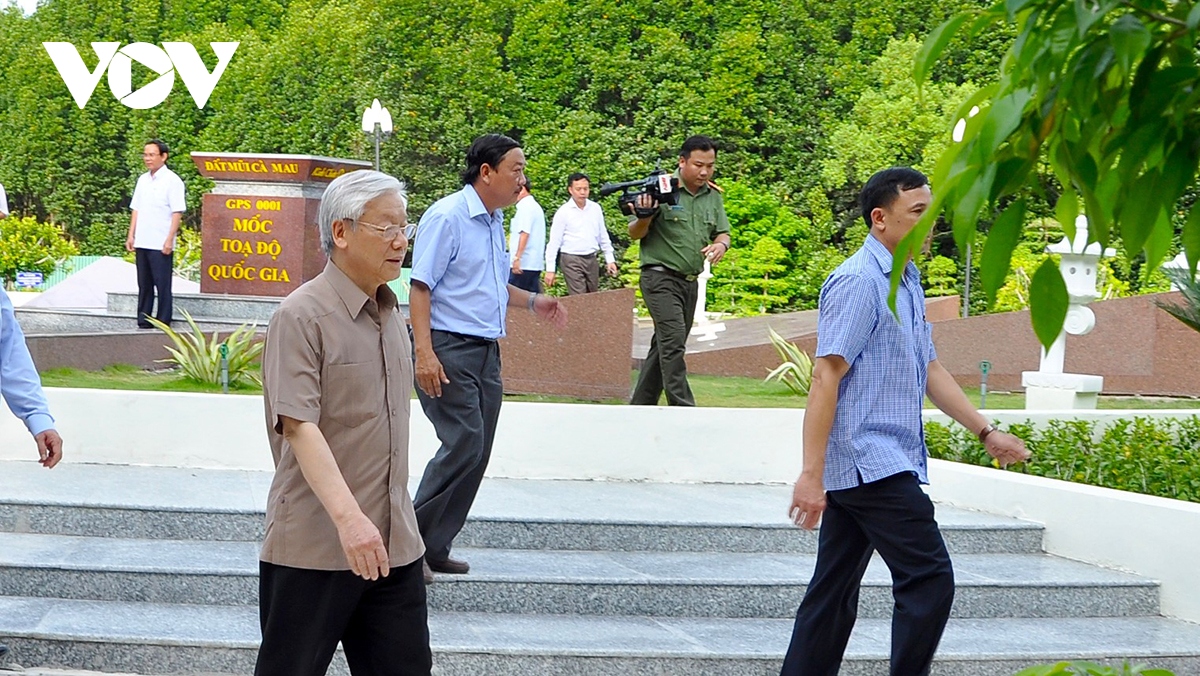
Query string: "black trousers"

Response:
xmin=254 ymin=560 xmax=431 ymax=676
xmin=559 ymin=251 xmax=599 ymax=295
xmin=135 ymin=247 xmax=173 ymax=328
xmin=630 ymin=267 xmax=698 ymax=406
xmin=780 ymin=472 xmax=955 ymax=676
xmin=413 ymin=330 xmax=502 ymax=562
xmin=508 ymin=269 xmax=542 ymax=293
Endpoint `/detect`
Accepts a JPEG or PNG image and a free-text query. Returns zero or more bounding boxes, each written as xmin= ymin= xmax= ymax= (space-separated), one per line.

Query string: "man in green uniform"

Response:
xmin=629 ymin=135 xmax=732 ymax=406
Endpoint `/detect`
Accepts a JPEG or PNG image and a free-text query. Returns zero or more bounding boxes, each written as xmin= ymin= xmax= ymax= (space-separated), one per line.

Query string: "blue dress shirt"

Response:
xmin=0 ymin=289 xmax=55 ymax=436
xmin=411 ymin=185 xmax=510 ymax=340
xmin=815 ymin=234 xmax=936 ymax=491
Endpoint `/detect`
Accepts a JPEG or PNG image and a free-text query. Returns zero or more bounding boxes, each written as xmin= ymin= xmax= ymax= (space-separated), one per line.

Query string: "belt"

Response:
xmin=434 ymin=329 xmax=497 ymax=345
xmin=642 ymin=264 xmax=697 ymax=282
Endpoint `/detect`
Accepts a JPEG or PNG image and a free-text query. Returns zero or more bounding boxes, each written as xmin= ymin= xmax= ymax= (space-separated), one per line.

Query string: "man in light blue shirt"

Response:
xmin=1 ymin=288 xmax=63 ymax=467
xmin=409 ymin=134 xmax=566 ymax=582
xmin=781 ymin=168 xmax=1029 ymax=676
xmin=1 ymin=287 xmax=62 ymax=662
xmin=507 ymin=181 xmax=546 ymax=293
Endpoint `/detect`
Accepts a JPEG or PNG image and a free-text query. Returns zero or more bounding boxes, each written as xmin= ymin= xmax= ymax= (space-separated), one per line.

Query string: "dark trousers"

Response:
xmin=630 ymin=267 xmax=698 ymax=406
xmin=255 ymin=560 xmax=431 ymax=676
xmin=508 ymin=269 xmax=542 ymax=293
xmin=135 ymin=247 xmax=173 ymax=328
xmin=780 ymin=472 xmax=955 ymax=676
xmin=560 ymin=251 xmax=599 ymax=295
xmin=413 ymin=330 xmax=503 ymax=562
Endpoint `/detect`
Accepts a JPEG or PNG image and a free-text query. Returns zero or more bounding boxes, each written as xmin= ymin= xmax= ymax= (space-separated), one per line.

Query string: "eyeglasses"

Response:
xmin=356 ymin=220 xmax=416 ymax=241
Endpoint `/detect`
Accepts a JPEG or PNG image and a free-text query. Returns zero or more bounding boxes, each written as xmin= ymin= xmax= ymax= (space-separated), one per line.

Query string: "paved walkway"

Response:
xmin=633 ymin=308 xmax=818 ymax=359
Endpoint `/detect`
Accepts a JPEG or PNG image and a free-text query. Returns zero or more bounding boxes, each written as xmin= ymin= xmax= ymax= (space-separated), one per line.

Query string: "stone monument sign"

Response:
xmin=191 ymin=152 xmax=372 ymax=296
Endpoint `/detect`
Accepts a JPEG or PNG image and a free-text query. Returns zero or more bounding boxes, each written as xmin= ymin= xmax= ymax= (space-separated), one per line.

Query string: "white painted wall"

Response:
xmin=3 ymin=389 xmax=1197 ymax=483
xmin=7 ymin=291 xmax=40 ymax=307
xmin=0 ymin=389 xmax=810 ymax=482
xmin=927 ymin=459 xmax=1200 ymax=623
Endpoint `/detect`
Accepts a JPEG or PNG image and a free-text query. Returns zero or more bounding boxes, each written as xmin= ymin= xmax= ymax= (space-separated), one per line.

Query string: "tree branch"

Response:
xmin=1119 ymin=1 xmax=1188 ymax=28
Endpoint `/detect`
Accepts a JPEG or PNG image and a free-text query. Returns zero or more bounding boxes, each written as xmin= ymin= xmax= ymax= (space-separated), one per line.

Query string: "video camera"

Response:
xmin=598 ymin=169 xmax=680 ymax=217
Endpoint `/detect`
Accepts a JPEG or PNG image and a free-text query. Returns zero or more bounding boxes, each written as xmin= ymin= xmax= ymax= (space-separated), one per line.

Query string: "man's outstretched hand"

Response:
xmin=35 ymin=429 xmax=62 ymax=468
xmin=533 ymin=294 xmax=568 ymax=329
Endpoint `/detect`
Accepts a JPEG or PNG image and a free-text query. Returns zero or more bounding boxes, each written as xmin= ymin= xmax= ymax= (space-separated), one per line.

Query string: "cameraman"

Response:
xmin=628 ymin=135 xmax=731 ymax=406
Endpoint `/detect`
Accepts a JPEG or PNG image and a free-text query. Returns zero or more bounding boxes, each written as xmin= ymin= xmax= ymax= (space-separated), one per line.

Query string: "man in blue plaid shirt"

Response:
xmin=781 ymin=167 xmax=1030 ymax=676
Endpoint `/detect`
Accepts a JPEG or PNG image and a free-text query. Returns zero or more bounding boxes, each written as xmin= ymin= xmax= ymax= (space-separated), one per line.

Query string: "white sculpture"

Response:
xmin=690 ymin=260 xmax=725 ymax=342
xmin=1161 ymin=251 xmax=1199 ymax=290
xmin=1021 ymin=215 xmax=1113 ymax=409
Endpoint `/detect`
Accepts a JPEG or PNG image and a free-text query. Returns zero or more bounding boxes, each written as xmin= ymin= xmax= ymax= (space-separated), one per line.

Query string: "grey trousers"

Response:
xmin=412 ymin=330 xmax=503 ymax=562
xmin=630 ymin=268 xmax=698 ymax=406
xmin=560 ymin=251 xmax=599 ymax=295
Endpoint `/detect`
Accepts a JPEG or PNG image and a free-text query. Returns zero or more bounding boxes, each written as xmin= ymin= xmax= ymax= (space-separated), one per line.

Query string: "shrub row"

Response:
xmin=924 ymin=416 xmax=1200 ymax=503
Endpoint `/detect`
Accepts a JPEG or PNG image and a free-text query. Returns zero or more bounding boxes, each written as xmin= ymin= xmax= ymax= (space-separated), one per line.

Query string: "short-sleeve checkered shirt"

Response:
xmin=815 ymin=235 xmax=937 ymax=491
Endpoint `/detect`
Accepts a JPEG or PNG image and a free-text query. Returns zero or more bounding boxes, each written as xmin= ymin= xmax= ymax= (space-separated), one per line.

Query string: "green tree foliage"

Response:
xmin=0 ymin=0 xmax=993 ymax=246
xmin=706 ymin=181 xmax=852 ymax=314
xmin=821 ymin=38 xmax=977 ymax=188
xmin=914 ymin=0 xmax=1200 ymax=347
xmin=0 ymin=215 xmax=79 ymax=286
xmin=5 ymin=0 xmax=1182 ymax=320
xmin=711 ymin=236 xmax=791 ymax=314
xmin=921 ymin=255 xmax=960 ymax=297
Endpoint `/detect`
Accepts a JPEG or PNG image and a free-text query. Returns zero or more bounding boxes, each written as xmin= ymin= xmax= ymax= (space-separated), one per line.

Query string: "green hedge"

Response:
xmin=924 ymin=416 xmax=1200 ymax=504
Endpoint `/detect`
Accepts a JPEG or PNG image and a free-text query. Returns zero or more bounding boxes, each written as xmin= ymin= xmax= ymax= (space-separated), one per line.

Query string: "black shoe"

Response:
xmin=0 ymin=643 xmax=9 ymax=659
xmin=426 ymin=556 xmax=470 ymax=574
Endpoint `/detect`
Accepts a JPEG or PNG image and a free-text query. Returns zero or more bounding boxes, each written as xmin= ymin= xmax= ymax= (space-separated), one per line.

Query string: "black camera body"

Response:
xmin=598 ymin=170 xmax=680 ymax=217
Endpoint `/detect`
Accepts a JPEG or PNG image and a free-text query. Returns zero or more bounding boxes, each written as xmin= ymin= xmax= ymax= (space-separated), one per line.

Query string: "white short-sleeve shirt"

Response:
xmin=130 ymin=166 xmax=186 ymax=249
xmin=0 ymin=183 xmax=9 ymax=218
xmin=507 ymin=194 xmax=546 ymax=271
xmin=545 ymin=198 xmax=615 ymax=269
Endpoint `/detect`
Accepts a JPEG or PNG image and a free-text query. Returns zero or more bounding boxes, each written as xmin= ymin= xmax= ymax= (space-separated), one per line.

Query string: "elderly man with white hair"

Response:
xmin=255 ymin=170 xmax=430 ymax=676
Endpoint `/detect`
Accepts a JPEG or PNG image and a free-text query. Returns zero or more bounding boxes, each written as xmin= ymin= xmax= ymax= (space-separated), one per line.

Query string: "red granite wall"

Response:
xmin=24 ymin=332 xmax=241 ymax=371
xmin=933 ymin=292 xmax=1200 ymax=396
xmin=684 ymin=295 xmax=962 ymax=380
xmin=500 ymin=288 xmax=635 ymax=400
xmin=24 ymin=289 xmax=636 ymax=401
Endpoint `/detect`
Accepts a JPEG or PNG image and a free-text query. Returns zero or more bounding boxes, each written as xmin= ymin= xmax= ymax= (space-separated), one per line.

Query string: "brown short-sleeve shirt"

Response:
xmin=260 ymin=261 xmax=424 ymax=570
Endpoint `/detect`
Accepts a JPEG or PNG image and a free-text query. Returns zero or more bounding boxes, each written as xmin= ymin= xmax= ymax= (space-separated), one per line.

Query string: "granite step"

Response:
xmin=106 ymin=291 xmax=283 ymax=324
xmin=13 ymin=307 xmax=254 ymax=335
xmin=0 ymin=501 xmax=1042 ymax=554
xmin=2 ymin=598 xmax=1200 ymax=676
xmin=0 ymin=532 xmax=1158 ymax=619
xmin=0 ymin=462 xmax=1045 ymax=554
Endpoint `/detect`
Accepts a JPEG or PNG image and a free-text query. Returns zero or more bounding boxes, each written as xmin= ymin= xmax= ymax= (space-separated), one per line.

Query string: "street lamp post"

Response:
xmin=952 ymin=106 xmax=979 ymax=319
xmin=361 ymin=99 xmax=393 ymax=171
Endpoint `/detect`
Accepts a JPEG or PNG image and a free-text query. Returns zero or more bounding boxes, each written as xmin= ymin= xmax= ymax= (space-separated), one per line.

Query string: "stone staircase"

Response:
xmin=1 ymin=461 xmax=1199 ymax=676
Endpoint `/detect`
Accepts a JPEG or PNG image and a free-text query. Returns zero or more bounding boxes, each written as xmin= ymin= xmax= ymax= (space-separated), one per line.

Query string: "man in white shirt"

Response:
xmin=125 ymin=139 xmax=186 ymax=329
xmin=507 ymin=181 xmax=546 ymax=293
xmin=0 ymin=181 xmax=9 ymax=219
xmin=544 ymin=173 xmax=618 ymax=295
